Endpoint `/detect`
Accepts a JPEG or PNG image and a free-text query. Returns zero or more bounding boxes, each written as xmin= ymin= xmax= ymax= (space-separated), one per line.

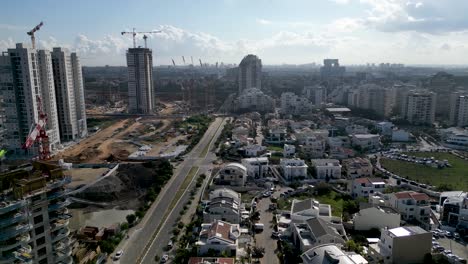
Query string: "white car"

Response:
xmin=161 ymin=255 xmax=169 ymax=263
xmin=114 ymin=250 xmax=123 ymax=260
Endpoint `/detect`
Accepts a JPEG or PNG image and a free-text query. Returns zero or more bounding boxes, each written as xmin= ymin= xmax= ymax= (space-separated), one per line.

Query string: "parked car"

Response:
xmin=114 ymin=250 xmax=123 ymax=261
xmin=160 ymin=255 xmax=169 ymax=263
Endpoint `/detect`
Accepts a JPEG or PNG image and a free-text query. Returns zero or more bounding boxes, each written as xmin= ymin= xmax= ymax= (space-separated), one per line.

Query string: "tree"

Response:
xmin=251 ymin=246 xmax=265 ymax=259
xmin=126 ymin=214 xmax=136 ymax=225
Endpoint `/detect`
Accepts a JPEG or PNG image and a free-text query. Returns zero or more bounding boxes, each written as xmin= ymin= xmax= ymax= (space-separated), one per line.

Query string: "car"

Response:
xmin=160 ymin=255 xmax=169 ymax=263
xmin=252 ymin=202 xmax=257 ymax=207
xmin=271 ymin=231 xmax=281 ymax=239
xmin=270 ymin=186 xmax=275 ymax=192
xmin=445 ymin=231 xmax=453 ymax=238
xmin=114 ymin=250 xmax=123 ymax=260
xmin=263 ymin=191 xmax=271 ymax=197
xmin=454 ymin=232 xmax=460 ymax=240
xmin=443 ymin=249 xmax=452 ymax=255
xmin=167 ymin=240 xmax=173 ymax=249
xmin=435 ymin=246 xmax=444 ymax=252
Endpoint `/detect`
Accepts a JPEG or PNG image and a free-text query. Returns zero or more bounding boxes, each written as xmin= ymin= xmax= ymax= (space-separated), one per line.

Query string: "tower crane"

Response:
xmin=27 ymin=21 xmax=44 ymax=49
xmin=121 ymin=28 xmax=162 ymax=48
xmin=22 ymin=96 xmax=50 ymax=160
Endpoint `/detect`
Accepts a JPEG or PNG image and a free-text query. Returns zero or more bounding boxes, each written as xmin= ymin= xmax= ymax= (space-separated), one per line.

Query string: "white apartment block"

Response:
xmin=354 ymin=203 xmax=400 ymax=231
xmin=349 ymin=177 xmax=386 ymax=198
xmin=0 ymin=44 xmax=42 ymax=154
xmin=127 ymin=48 xmax=154 ymax=114
xmin=342 ymin=157 xmax=373 ymax=179
xmin=290 ymin=199 xmax=331 ymax=223
xmin=283 ymin=144 xmax=296 ymax=158
xmin=71 ymin=53 xmax=87 ymax=138
xmin=368 ymin=226 xmax=431 ymax=264
xmin=51 ymin=48 xmax=79 ymax=142
xmin=301 ymin=244 xmax=367 ymax=264
xmin=241 ymin=157 xmax=269 ymax=178
xmin=311 ymin=159 xmax=342 ymax=179
xmin=388 ymin=191 xmax=431 ymax=230
xmin=238 ymin=54 xmax=261 ymax=94
xmin=214 ymin=163 xmax=247 ymax=187
xmin=449 ymin=93 xmax=468 ymax=127
xmin=237 ymin=88 xmax=274 ymax=113
xmin=439 ymin=191 xmax=468 ymax=229
xmin=351 ymin=134 xmax=380 ymax=150
xmin=402 ymin=90 xmax=436 ymax=125
xmin=302 ymin=85 xmax=326 ymax=106
xmin=300 ymin=136 xmax=326 ymax=158
xmin=280 ymin=92 xmax=312 ymax=116
xmin=37 ymin=50 xmax=61 ymax=150
xmin=347 ymin=84 xmax=395 ymax=117
xmin=280 ymin=158 xmax=308 ymax=181
xmin=196 ymin=220 xmax=240 ymax=256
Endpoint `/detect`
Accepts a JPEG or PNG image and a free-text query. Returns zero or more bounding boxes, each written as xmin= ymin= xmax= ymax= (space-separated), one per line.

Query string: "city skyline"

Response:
xmin=2 ymin=0 xmax=468 ymax=66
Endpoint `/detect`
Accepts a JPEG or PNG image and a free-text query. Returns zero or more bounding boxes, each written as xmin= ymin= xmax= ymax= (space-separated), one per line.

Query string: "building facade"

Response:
xmin=127 ymin=48 xmax=154 ymax=114
xmin=238 ymin=54 xmax=261 ymax=94
xmin=401 ymin=90 xmax=436 ymax=125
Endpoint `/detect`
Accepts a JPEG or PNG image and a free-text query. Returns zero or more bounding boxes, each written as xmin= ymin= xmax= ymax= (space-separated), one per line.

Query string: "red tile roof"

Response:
xmin=208 ymin=220 xmax=234 ymax=243
xmin=188 ymin=257 xmax=235 ymax=264
xmin=394 ymin=191 xmax=429 ymax=201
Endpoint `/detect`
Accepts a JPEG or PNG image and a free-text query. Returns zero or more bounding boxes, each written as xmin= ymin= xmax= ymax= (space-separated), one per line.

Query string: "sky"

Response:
xmin=2 ymin=0 xmax=468 ymax=66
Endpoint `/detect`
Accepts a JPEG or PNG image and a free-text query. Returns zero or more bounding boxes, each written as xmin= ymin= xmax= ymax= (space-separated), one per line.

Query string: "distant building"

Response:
xmin=237 ymin=88 xmax=274 ymax=113
xmin=449 ymin=92 xmax=468 ymax=127
xmin=238 ymin=54 xmax=261 ymax=94
xmin=241 ymin=157 xmax=269 ymax=178
xmin=351 ymin=134 xmax=380 ymax=150
xmin=241 ymin=144 xmax=266 ymax=157
xmin=376 ymin=121 xmax=394 ymax=136
xmin=391 ymin=129 xmax=411 ymax=142
xmin=280 ymin=158 xmax=308 ymax=181
xmin=204 ymin=192 xmax=241 ymax=224
xmin=347 ymin=84 xmax=395 ymax=117
xmin=368 ymin=226 xmax=431 ymax=264
xmin=311 ymin=159 xmax=342 ymax=179
xmin=342 ymin=157 xmax=373 ymax=179
xmin=283 ymin=144 xmax=296 ymax=158
xmin=214 ymin=163 xmax=247 ymax=186
xmin=401 ymin=90 xmax=436 ymax=125
xmin=196 ymin=220 xmax=240 ymax=256
xmin=303 ymin=85 xmax=327 ymax=106
xmin=320 ymin=59 xmax=345 ymax=79
xmin=300 ymin=136 xmax=326 ymax=158
xmin=280 ymin=92 xmax=313 ymax=115
xmin=301 ymin=244 xmax=368 ymax=264
xmin=354 ymin=203 xmax=400 ymax=231
xmin=126 ymin=47 xmax=154 ymax=114
xmin=349 ymin=178 xmax=386 ymax=198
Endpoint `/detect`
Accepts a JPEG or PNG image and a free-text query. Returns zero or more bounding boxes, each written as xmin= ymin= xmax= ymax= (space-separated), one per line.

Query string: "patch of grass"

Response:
xmin=380 ymin=152 xmax=468 ymax=191
xmin=267 ymin=145 xmax=283 ymax=152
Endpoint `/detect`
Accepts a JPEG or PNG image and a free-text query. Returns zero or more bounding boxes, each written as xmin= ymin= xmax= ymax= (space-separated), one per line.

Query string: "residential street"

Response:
xmin=254 ymin=189 xmax=280 ymax=264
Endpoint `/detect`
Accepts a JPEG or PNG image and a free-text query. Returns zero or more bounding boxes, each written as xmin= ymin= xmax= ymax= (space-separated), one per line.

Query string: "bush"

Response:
xmin=126 ymin=214 xmax=136 ymax=225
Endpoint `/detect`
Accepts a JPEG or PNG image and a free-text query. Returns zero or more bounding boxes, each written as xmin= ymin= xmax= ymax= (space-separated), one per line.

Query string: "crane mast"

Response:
xmin=121 ymin=28 xmax=162 ymax=48
xmin=27 ymin=21 xmax=43 ymax=49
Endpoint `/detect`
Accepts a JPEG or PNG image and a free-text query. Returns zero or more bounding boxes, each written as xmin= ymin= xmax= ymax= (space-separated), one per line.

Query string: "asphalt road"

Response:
xmin=113 ymin=117 xmax=226 ymax=264
xmin=255 ymin=188 xmax=280 ymax=264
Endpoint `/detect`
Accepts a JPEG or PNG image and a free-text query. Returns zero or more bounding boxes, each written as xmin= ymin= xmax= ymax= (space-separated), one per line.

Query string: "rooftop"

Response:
xmin=393 ymin=191 xmax=429 ymax=201
xmin=302 ymin=244 xmax=368 ymax=264
xmin=388 ymin=226 xmax=428 ymax=237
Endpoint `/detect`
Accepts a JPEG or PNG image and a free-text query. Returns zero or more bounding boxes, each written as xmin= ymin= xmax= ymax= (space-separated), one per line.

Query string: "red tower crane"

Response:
xmin=22 ymin=95 xmax=50 ymax=160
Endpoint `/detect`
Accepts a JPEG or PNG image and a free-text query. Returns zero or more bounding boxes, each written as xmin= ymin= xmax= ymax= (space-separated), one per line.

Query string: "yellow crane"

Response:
xmin=121 ymin=28 xmax=161 ymax=48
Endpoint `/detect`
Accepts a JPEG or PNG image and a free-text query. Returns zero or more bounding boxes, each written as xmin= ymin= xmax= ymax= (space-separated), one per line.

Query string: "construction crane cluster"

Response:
xmin=121 ymin=28 xmax=161 ymax=48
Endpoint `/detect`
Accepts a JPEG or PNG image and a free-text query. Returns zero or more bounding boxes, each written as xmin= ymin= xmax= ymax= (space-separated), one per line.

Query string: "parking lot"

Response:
xmin=437 ymin=238 xmax=468 ymax=261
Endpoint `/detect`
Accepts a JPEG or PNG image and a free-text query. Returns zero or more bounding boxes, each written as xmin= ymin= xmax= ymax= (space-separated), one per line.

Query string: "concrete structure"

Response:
xmin=300 ymin=136 xmax=326 ymax=158
xmin=280 ymin=92 xmax=313 ymax=115
xmin=301 ymin=244 xmax=368 ymax=264
xmin=126 ymin=47 xmax=154 ymax=114
xmin=0 ymin=162 xmax=73 ymax=264
xmin=214 ymin=163 xmax=247 ymax=186
xmin=237 ymin=88 xmax=274 ymax=113
xmin=37 ymin=50 xmax=61 ymax=151
xmin=209 ymin=188 xmax=241 ymax=201
xmin=391 ymin=129 xmax=411 ymax=142
xmin=351 ymin=134 xmax=380 ymax=150
xmin=345 ymin=125 xmax=368 ymax=135
xmin=347 ymin=84 xmax=395 ymax=117
xmin=377 ymin=121 xmax=394 ymax=136
xmin=292 ymin=217 xmax=347 ymax=252
xmin=196 ymin=220 xmax=240 ymax=256
xmin=283 ymin=144 xmax=296 ymax=158
xmin=241 ymin=144 xmax=266 ymax=157
xmin=303 ymin=85 xmax=327 ymax=106
xmin=70 ymin=53 xmax=87 ymax=138
xmin=241 ymin=157 xmax=269 ymax=178
xmin=342 ymin=158 xmax=373 ymax=179
xmin=354 ymin=203 xmax=400 ymax=231
xmin=311 ymin=159 xmax=342 ymax=179
xmin=204 ymin=194 xmax=241 ymax=224
xmin=401 ymin=90 xmax=436 ymax=125
xmin=320 ymin=59 xmax=345 ymax=79
xmin=265 ymin=127 xmax=287 ymax=143
xmin=440 ymin=127 xmax=468 ymax=150
xmin=238 ymin=54 xmax=261 ymax=94
xmin=368 ymin=226 xmax=431 ymax=264
xmin=439 ymin=191 xmax=468 ymax=229
xmin=450 ymin=93 xmax=468 ymax=127
xmin=51 ymin=47 xmax=85 ymax=142
xmin=290 ymin=199 xmax=332 ymax=222
xmin=280 ymin=158 xmax=308 ymax=181
xmin=388 ymin=191 xmax=431 ymax=230
xmin=0 ymin=44 xmax=42 ymax=154
xmin=349 ymin=178 xmax=386 ymax=198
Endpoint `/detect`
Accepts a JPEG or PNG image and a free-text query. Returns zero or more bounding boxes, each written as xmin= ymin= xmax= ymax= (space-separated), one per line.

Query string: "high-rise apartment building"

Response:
xmin=126 ymin=48 xmax=154 ymax=114
xmin=238 ymin=54 xmax=262 ymax=94
xmin=346 ymin=84 xmax=395 ymax=117
xmin=449 ymin=92 xmax=468 ymax=127
xmin=302 ymin=85 xmax=327 ymax=106
xmin=320 ymin=59 xmax=345 ymax=79
xmin=71 ymin=53 xmax=87 ymax=137
xmin=0 ymin=162 xmax=72 ymax=264
xmin=0 ymin=44 xmax=42 ymax=154
xmin=401 ymin=90 xmax=436 ymax=125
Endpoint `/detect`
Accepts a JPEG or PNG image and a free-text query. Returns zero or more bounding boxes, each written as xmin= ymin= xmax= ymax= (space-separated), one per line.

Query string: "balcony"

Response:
xmin=47 ymin=176 xmax=72 ymax=190
xmin=0 ymin=200 xmax=27 ymax=214
xmin=51 ymin=219 xmax=70 ymax=232
xmin=0 ymin=234 xmax=30 ymax=251
xmin=52 ymin=228 xmax=70 ymax=243
xmin=0 ymin=224 xmax=32 ymax=241
xmin=47 ymin=189 xmax=65 ymax=201
xmin=0 ymin=245 xmax=32 ymax=264
xmin=55 ymin=256 xmax=73 ymax=264
xmin=48 ymin=200 xmax=71 ymax=212
xmin=0 ymin=212 xmax=28 ymax=228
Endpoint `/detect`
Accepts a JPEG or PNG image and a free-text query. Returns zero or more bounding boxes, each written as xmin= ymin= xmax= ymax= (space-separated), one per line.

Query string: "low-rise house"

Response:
xmin=392 ymin=129 xmax=412 ymax=142
xmin=265 ymin=128 xmax=287 ymax=143
xmin=368 ymin=226 xmax=431 ymax=264
xmin=439 ymin=191 xmax=468 ymax=229
xmin=300 ymin=136 xmax=326 ymax=158
xmin=294 ymin=128 xmax=329 ymax=143
xmin=291 ymin=198 xmax=331 ymax=222
xmin=342 ymin=157 xmax=373 ymax=179
xmin=388 ymin=191 xmax=431 ymax=230
xmin=351 ymin=134 xmax=380 ymax=150
xmin=240 ymin=144 xmax=266 ymax=157
xmin=241 ymin=157 xmax=269 ymax=178
xmin=349 ymin=178 xmax=386 ymax=198
xmin=346 ymin=124 xmax=369 ymax=135
xmin=292 ymin=217 xmax=347 ymax=252
xmin=311 ymin=159 xmax=342 ymax=179
xmin=328 ymin=146 xmax=354 ymax=159
xmin=301 ymin=244 xmax=368 ymax=264
xmin=283 ymin=144 xmax=296 ymax=158
xmin=213 ymin=163 xmax=247 ymax=186
xmin=204 ymin=189 xmax=241 ymax=224
xmin=377 ymin=121 xmax=394 ymax=136
xmin=439 ymin=127 xmax=468 ymax=150
xmin=280 ymin=158 xmax=308 ymax=181
xmin=354 ymin=203 xmax=400 ymax=231
xmin=196 ymin=220 xmax=240 ymax=256
xmin=188 ymin=257 xmax=235 ymax=264
xmin=289 ymin=120 xmax=315 ymax=131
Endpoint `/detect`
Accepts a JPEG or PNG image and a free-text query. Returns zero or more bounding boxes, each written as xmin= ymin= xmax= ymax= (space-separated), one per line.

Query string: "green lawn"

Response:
xmin=267 ymin=145 xmax=284 ymax=152
xmin=380 ymin=152 xmax=468 ymax=191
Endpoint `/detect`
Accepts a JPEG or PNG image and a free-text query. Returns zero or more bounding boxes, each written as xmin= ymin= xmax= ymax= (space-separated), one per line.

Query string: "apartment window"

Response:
xmin=33 ymin=207 xmax=42 ymax=213
xmin=34 ymin=215 xmax=43 ymax=224
xmin=36 ymin=236 xmax=46 ymax=246
xmin=35 ymin=226 xmax=44 ymax=235
xmin=38 ymin=247 xmax=47 ymax=257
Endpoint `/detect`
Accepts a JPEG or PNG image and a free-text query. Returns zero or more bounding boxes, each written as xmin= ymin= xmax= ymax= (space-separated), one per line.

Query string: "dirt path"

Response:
xmin=95 ymin=121 xmax=142 ymax=161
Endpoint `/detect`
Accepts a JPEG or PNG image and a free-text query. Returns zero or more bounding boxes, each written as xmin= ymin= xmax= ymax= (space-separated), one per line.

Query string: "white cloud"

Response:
xmin=0 ymin=24 xmax=28 ymax=30
xmin=0 ymin=38 xmax=14 ymax=51
xmin=330 ymin=0 xmax=351 ymax=4
xmin=256 ymin=18 xmax=272 ymax=25
xmin=327 ymin=17 xmax=364 ymax=32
